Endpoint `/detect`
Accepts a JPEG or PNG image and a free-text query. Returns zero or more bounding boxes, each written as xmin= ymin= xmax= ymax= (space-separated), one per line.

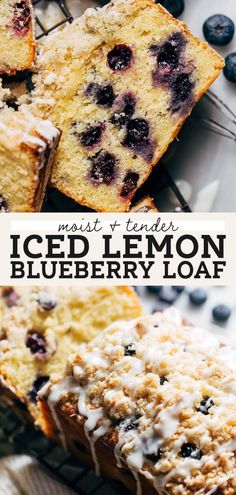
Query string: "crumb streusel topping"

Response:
xmin=43 ymin=309 xmax=236 ymax=495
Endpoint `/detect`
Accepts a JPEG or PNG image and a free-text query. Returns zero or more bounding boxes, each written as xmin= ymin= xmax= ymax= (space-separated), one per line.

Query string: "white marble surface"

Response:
xmin=35 ymin=0 xmax=236 ymax=212
xmin=140 ymin=285 xmax=236 ymax=347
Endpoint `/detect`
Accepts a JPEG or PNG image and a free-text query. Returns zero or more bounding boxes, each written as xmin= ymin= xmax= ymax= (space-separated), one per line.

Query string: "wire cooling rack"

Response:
xmin=31 ymin=0 xmax=236 ymax=213
xmin=0 ymin=401 xmax=121 ymax=495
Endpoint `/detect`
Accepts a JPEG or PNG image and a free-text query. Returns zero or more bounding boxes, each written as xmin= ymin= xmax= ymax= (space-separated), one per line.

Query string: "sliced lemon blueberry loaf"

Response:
xmin=0 ymin=286 xmax=142 ymax=424
xmin=0 ymin=0 xmax=36 ymax=74
xmin=0 ymin=107 xmax=60 ymax=212
xmin=39 ymin=310 xmax=236 ymax=495
xmin=31 ymin=0 xmax=224 ymax=212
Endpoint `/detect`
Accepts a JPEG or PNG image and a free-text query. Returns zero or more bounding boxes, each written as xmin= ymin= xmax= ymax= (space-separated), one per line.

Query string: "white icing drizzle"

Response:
xmin=43 ymin=310 xmax=236 ymax=495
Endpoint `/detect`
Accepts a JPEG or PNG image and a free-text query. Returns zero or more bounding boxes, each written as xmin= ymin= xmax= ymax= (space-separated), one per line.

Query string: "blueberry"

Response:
xmin=189 ymin=289 xmax=207 ymax=305
xmin=79 ymin=123 xmax=105 ymax=148
xmin=152 ymin=303 xmax=169 ymax=313
xmin=89 ymin=150 xmax=116 ymax=185
xmin=198 ymin=397 xmax=214 ymax=415
xmin=160 ymin=376 xmax=168 ymax=385
xmin=173 ymin=286 xmax=185 ymax=293
xmin=28 ymin=376 xmax=49 ymax=404
xmin=180 ymin=443 xmax=202 ymax=460
xmin=120 ymin=171 xmax=139 ymax=197
xmin=86 ymin=83 xmax=115 ymax=107
xmin=124 ymin=415 xmax=140 ymax=432
xmin=159 ymin=286 xmax=178 ymax=305
xmin=171 ymin=73 xmax=193 ymax=112
xmin=224 ymin=53 xmax=236 ymax=83
xmin=111 ymin=93 xmax=136 ymax=126
xmin=0 ymin=195 xmax=9 ymax=212
xmin=145 ymin=449 xmax=162 ymax=463
xmin=2 ymin=287 xmax=20 ymax=307
xmin=124 ymin=343 xmax=136 ymax=356
xmin=212 ymin=304 xmax=231 ymax=322
xmin=37 ymin=291 xmax=57 ymax=311
xmin=26 ymin=330 xmax=47 ymax=356
xmin=158 ymin=0 xmax=185 ymax=18
xmin=13 ymin=1 xmax=31 ymax=36
xmin=147 ymin=286 xmax=163 ymax=294
xmin=124 ymin=118 xmax=149 ymax=147
xmin=158 ymin=42 xmax=179 ymax=69
xmin=203 ymin=15 xmax=235 ymax=46
xmin=107 ymin=44 xmax=133 ymax=71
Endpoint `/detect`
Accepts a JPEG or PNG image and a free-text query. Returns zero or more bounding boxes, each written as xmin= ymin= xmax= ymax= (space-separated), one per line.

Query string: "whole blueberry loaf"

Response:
xmin=0 ymin=286 xmax=142 ymax=425
xmin=31 ymin=0 xmax=224 ymax=212
xmin=39 ymin=310 xmax=236 ymax=495
xmin=0 ymin=107 xmax=60 ymax=212
xmin=0 ymin=0 xmax=36 ymax=74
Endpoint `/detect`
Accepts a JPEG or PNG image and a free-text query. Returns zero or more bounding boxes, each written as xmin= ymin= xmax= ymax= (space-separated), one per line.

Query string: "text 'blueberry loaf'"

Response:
xmin=31 ymin=0 xmax=224 ymax=212
xmin=0 ymin=0 xmax=36 ymax=74
xmin=39 ymin=310 xmax=236 ymax=495
xmin=0 ymin=107 xmax=60 ymax=212
xmin=0 ymin=286 xmax=142 ymax=425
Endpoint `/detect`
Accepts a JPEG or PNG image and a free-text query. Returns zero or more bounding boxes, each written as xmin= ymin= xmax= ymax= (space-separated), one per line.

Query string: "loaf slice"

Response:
xmin=130 ymin=195 xmax=158 ymax=212
xmin=0 ymin=0 xmax=36 ymax=74
xmin=0 ymin=107 xmax=60 ymax=212
xmin=31 ymin=0 xmax=224 ymax=212
xmin=0 ymin=286 xmax=142 ymax=425
xmin=39 ymin=310 xmax=236 ymax=495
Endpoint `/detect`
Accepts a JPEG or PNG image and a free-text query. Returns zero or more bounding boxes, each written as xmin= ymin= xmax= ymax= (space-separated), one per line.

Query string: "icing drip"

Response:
xmin=43 ymin=310 xmax=236 ymax=495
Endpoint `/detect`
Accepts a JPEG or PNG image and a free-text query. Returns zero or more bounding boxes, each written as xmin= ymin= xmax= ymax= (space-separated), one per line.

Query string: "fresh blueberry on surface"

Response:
xmin=180 ymin=443 xmax=203 ymax=460
xmin=152 ymin=303 xmax=169 ymax=313
xmin=26 ymin=330 xmax=47 ymax=356
xmin=89 ymin=150 xmax=116 ymax=185
xmin=107 ymin=44 xmax=133 ymax=71
xmin=198 ymin=397 xmax=214 ymax=415
xmin=189 ymin=289 xmax=207 ymax=305
xmin=80 ymin=123 xmax=105 ymax=148
xmin=124 ymin=343 xmax=136 ymax=356
xmin=223 ymin=53 xmax=236 ymax=83
xmin=173 ymin=286 xmax=185 ymax=294
xmin=159 ymin=286 xmax=178 ymax=305
xmin=203 ymin=15 xmax=235 ymax=46
xmin=28 ymin=376 xmax=49 ymax=404
xmin=120 ymin=171 xmax=139 ymax=197
xmin=158 ymin=0 xmax=185 ymax=18
xmin=212 ymin=304 xmax=231 ymax=322
xmin=147 ymin=286 xmax=163 ymax=294
xmin=37 ymin=291 xmax=57 ymax=311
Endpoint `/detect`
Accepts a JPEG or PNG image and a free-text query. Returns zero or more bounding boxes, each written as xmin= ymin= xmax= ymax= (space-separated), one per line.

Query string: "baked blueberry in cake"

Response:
xmin=39 ymin=309 xmax=236 ymax=495
xmin=0 ymin=0 xmax=36 ymax=74
xmin=0 ymin=106 xmax=60 ymax=212
xmin=0 ymin=286 xmax=142 ymax=425
xmin=31 ymin=0 xmax=224 ymax=212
